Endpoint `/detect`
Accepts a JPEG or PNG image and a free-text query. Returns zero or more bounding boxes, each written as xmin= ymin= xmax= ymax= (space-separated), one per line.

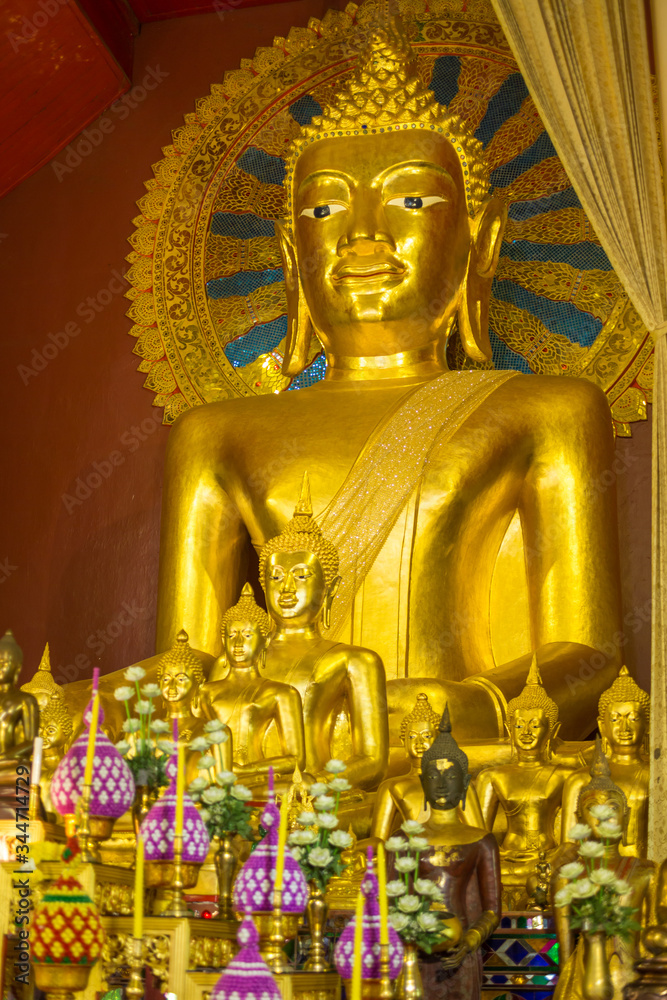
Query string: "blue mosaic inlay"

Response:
xmin=210 ymin=213 xmax=275 ymax=239
xmin=490 ymin=131 xmax=558 ymax=190
xmin=508 ymin=186 xmax=581 ymax=221
xmin=224 ymin=315 xmax=288 ymax=367
xmin=476 ymin=72 xmax=530 ymax=147
xmin=289 ymin=95 xmax=323 ymax=125
xmin=207 ymin=268 xmax=284 ymax=300
xmin=429 ymin=55 xmax=461 ymax=108
xmin=237 ymin=147 xmax=286 ymax=187
xmin=500 ymin=239 xmax=613 ymax=272
xmin=493 ymin=278 xmax=602 ymax=347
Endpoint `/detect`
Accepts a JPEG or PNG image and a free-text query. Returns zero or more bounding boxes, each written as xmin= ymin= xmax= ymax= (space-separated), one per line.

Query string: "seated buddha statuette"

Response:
xmin=0 ymin=631 xmax=40 ymax=817
xmin=202 ymin=584 xmax=306 ymax=787
xmin=371 ymin=693 xmax=484 ymax=841
xmin=561 ymin=666 xmax=650 ymax=858
xmin=553 ymin=741 xmax=655 ymax=1000
xmin=21 ymin=644 xmax=73 ymax=818
xmin=416 ymin=706 xmax=501 ymax=1000
xmin=475 ymin=659 xmax=574 ymax=906
xmin=156 ymin=7 xmax=622 ymax=748
xmin=258 ymin=476 xmax=388 ymax=790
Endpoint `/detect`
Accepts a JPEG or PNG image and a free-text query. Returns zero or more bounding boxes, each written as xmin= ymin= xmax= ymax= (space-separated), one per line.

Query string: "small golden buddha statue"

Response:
xmin=417 ymin=706 xmax=501 ymax=999
xmin=371 ymin=693 xmax=484 ymax=840
xmin=258 ymin=475 xmax=388 ymax=789
xmin=553 ymin=742 xmax=655 ymax=1000
xmin=155 ymin=4 xmax=621 ymax=748
xmin=0 ymin=630 xmax=39 ymax=760
xmin=202 ymin=584 xmax=306 ymax=786
xmin=21 ymin=645 xmax=73 ymax=816
xmin=561 ymin=666 xmax=650 ymax=857
xmin=475 ymin=659 xmax=574 ymax=903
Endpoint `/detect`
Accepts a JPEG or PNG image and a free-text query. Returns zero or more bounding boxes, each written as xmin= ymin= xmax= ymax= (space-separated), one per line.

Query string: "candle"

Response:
xmin=133 ymin=835 xmax=144 ymax=939
xmin=92 ymin=666 xmax=99 ymax=693
xmin=173 ymin=717 xmax=178 ymax=742
xmin=175 ymin=739 xmax=185 ymax=843
xmin=83 ymin=692 xmax=100 ymax=791
xmin=377 ymin=843 xmax=389 ymax=948
xmin=268 ymin=765 xmax=274 ymax=797
xmin=31 ymin=736 xmax=43 ymax=787
xmin=273 ymin=792 xmax=289 ymax=899
xmin=351 ymin=890 xmax=364 ymax=1000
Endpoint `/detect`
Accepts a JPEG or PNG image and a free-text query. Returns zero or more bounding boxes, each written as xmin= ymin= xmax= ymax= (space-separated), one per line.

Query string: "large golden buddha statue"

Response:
xmin=258 ymin=477 xmax=388 ymax=789
xmin=155 ymin=7 xmax=620 ymax=744
xmin=561 ymin=666 xmax=650 ymax=858
xmin=202 ymin=583 xmax=306 ymax=786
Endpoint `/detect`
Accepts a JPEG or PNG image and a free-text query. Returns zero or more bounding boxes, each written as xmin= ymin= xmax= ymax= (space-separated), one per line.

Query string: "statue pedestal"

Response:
xmin=482 ymin=911 xmax=558 ymax=999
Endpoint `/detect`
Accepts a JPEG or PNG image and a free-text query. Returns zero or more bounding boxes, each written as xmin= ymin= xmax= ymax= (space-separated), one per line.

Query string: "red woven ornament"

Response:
xmin=32 ymin=840 xmax=105 ymax=965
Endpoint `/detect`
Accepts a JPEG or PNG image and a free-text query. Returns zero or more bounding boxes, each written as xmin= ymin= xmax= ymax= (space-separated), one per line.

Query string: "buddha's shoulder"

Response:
xmin=489 ymin=372 xmax=609 ymax=417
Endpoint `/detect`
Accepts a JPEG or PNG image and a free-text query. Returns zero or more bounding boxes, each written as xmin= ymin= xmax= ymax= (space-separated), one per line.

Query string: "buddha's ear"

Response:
xmin=457 ymin=194 xmax=507 ymax=364
xmin=322 ymin=575 xmax=342 ymax=631
xmin=276 ymin=220 xmax=313 ymax=377
xmin=461 ymin=772 xmax=471 ymax=811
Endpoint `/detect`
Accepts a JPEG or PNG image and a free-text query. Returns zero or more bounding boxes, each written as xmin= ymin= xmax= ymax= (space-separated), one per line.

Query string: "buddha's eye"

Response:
xmin=386 ymin=195 xmax=446 ymax=209
xmin=300 ymin=204 xmax=346 ymax=219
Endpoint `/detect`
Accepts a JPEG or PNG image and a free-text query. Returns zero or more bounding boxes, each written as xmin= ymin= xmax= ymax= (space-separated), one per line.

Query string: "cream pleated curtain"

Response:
xmin=490 ymin=0 xmax=667 ymax=859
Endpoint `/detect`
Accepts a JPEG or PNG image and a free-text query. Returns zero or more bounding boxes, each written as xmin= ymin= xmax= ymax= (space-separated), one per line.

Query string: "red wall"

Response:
xmin=0 ymin=2 xmax=654 ymax=692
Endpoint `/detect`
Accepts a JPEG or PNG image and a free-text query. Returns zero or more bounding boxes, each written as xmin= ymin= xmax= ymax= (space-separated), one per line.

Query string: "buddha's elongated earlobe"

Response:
xmin=276 ymin=221 xmax=313 ymax=377
xmin=322 ymin=575 xmax=342 ymax=631
xmin=461 ymin=773 xmax=471 ymax=812
xmin=457 ymin=195 xmax=507 ymax=363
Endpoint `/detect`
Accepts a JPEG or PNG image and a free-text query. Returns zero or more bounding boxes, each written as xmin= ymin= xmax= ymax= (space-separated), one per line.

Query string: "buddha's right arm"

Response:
xmin=560 ymin=770 xmax=585 ymax=844
xmin=474 ymin=768 xmax=499 ymax=831
xmin=156 ymin=407 xmax=251 ymax=655
xmin=369 ymin=783 xmax=397 ymax=841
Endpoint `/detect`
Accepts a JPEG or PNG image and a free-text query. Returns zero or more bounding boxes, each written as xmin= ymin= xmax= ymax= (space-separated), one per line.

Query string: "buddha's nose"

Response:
xmin=281 ymin=571 xmax=297 ymax=594
xmin=339 ymin=194 xmax=395 ymax=254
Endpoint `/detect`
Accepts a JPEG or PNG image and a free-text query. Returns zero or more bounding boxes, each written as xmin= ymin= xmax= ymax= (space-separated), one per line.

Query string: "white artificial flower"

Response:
xmin=216 ymin=771 xmax=237 ymax=786
xmin=122 ymin=718 xmax=141 ymax=734
xmin=141 ymin=683 xmax=161 ymax=699
xmin=324 ymin=760 xmax=346 ymax=774
xmin=207 ymin=730 xmax=229 ymax=745
xmin=401 ymin=820 xmax=425 ymax=836
xmin=408 ymin=837 xmax=430 ymax=852
xmin=417 ymin=912 xmax=440 ymax=933
xmin=579 ymin=840 xmax=606 ymax=859
xmin=298 ymin=811 xmax=317 ymax=826
xmin=590 ymin=868 xmax=618 ymax=886
xmin=328 ymin=778 xmax=351 ymax=793
xmin=389 ymin=913 xmax=410 ymax=932
xmin=150 ymin=719 xmax=170 ymax=734
xmin=198 ymin=754 xmax=215 ymax=770
xmin=309 ymin=783 xmax=329 ymax=798
xmin=114 ymin=686 xmax=134 ymax=701
xmin=397 ymin=895 xmax=421 ymax=913
xmin=289 ymin=830 xmax=318 ymax=846
xmin=314 ymin=795 xmax=336 ymax=811
xmin=124 ymin=666 xmax=146 ymax=682
xmin=386 ymin=880 xmax=407 ymax=897
xmin=135 ymin=700 xmax=151 ymax=715
xmin=291 ymin=846 xmax=305 ymax=862
xmin=230 ymin=785 xmax=252 ymax=801
xmin=315 ymin=813 xmax=338 ymax=830
xmin=568 ymin=823 xmax=593 ymax=841
xmin=188 ymin=737 xmax=210 ymax=753
xmin=115 ymin=740 xmax=131 ymax=755
xmin=570 ymin=878 xmax=598 ymax=899
xmin=309 ymin=847 xmax=333 ymax=868
xmin=395 ymin=856 xmax=418 ymax=873
xmin=559 ymin=862 xmax=585 ymax=881
xmin=329 ymin=830 xmax=352 ymax=849
xmin=156 ymin=739 xmax=175 ymax=755
xmin=613 ymin=879 xmax=631 ymax=895
xmin=597 ymin=821 xmax=622 ymax=840
xmin=413 ymin=878 xmax=442 ymax=899
xmin=199 ymin=808 xmax=210 ymax=823
xmin=202 ymin=786 xmax=225 ymax=804
xmin=385 ymin=836 xmax=407 ymax=853
xmin=554 ymin=886 xmax=575 ymax=907
xmin=588 ymin=803 xmax=616 ymax=821
xmin=188 ymin=777 xmax=208 ymax=793
xmin=204 ymin=719 xmax=226 ymax=732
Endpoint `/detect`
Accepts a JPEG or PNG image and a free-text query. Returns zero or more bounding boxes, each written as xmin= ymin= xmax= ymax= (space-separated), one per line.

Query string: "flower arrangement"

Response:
xmin=114 ymin=666 xmax=173 ymax=789
xmin=554 ymin=807 xmax=640 ymax=938
xmin=287 ymin=760 xmax=353 ymax=891
xmin=187 ymin=721 xmax=256 ymax=840
xmin=385 ymin=821 xmax=455 ymax=953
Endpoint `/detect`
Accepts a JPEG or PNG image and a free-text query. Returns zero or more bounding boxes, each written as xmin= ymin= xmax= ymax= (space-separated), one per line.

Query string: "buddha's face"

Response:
xmin=404 ymin=723 xmax=436 ymax=761
xmin=292 ymin=130 xmax=471 ymax=358
xmin=42 ymin=718 xmax=66 ymax=751
xmin=224 ymin=618 xmax=264 ymax=666
xmin=160 ymin=666 xmax=194 ymax=703
xmin=0 ymin=650 xmax=19 ymax=685
xmin=511 ymin=707 xmax=550 ymax=754
xmin=601 ymin=700 xmax=645 ymax=751
xmin=580 ymin=790 xmax=624 ymax=841
xmin=421 ymin=758 xmax=468 ymax=811
xmin=265 ymin=550 xmax=327 ymax=627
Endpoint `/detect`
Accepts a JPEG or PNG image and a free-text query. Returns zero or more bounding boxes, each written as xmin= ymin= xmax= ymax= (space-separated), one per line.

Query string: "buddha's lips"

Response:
xmin=333 ymin=259 xmax=405 ymax=282
xmin=278 ymin=594 xmax=298 ymax=608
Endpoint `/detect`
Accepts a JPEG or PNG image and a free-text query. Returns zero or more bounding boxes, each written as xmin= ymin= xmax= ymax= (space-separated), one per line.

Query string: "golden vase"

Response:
xmin=395 ymin=943 xmax=423 ymax=1000
xmin=132 ymin=784 xmax=160 ymax=836
xmin=33 ymin=962 xmax=95 ymax=1000
xmin=582 ymin=930 xmax=613 ymax=1000
xmin=214 ymin=835 xmax=238 ymax=920
xmin=304 ymin=879 xmax=329 ymax=972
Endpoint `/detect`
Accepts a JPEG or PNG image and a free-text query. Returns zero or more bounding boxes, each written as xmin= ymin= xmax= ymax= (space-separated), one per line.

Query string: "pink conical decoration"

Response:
xmin=334 ymin=859 xmax=404 ymax=979
xmin=50 ymin=699 xmax=135 ymax=818
xmin=210 ymin=915 xmax=281 ymax=1000
xmin=233 ymin=800 xmax=308 ymax=914
xmin=140 ymin=756 xmax=210 ymax=863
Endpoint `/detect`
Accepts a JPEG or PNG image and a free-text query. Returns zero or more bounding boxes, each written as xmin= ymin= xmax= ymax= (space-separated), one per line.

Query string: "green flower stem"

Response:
xmin=133 ymin=680 xmax=145 ymax=752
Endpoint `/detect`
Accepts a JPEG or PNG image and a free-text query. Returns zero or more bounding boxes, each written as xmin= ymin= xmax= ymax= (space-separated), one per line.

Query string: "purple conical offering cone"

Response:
xmin=210 ymin=915 xmax=281 ymax=1000
xmin=233 ymin=800 xmax=308 ymax=914
xmin=334 ymin=860 xmax=404 ymax=979
xmin=140 ymin=757 xmax=210 ymax=863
